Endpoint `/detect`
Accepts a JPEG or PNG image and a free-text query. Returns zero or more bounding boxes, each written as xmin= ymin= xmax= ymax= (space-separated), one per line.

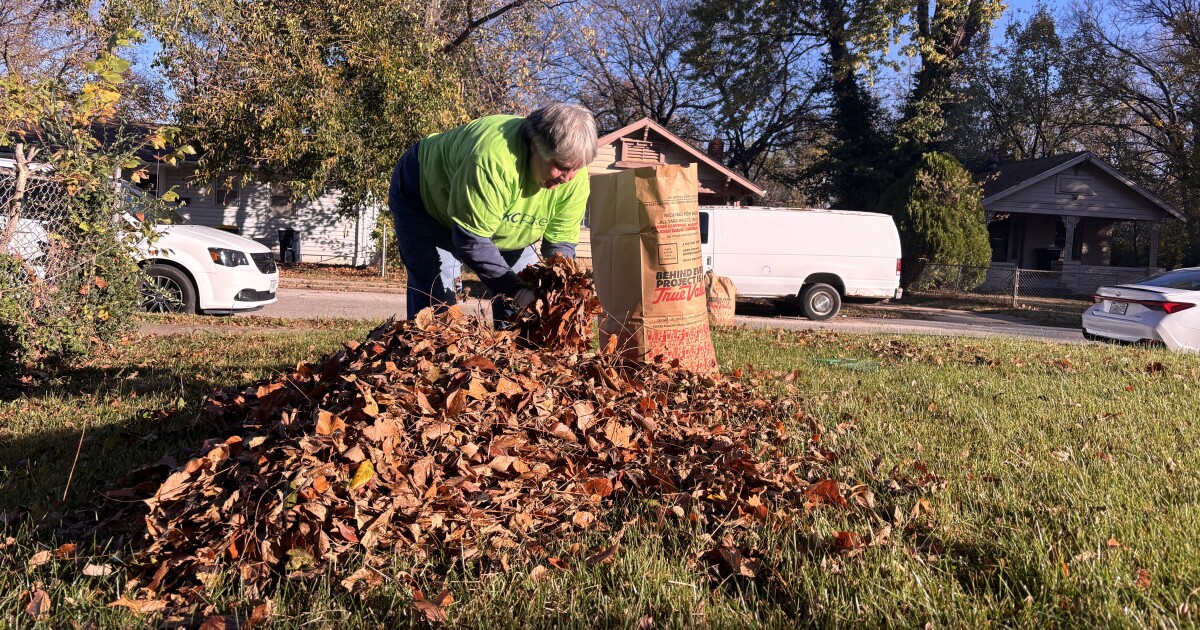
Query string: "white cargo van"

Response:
xmin=699 ymin=206 xmax=902 ymax=320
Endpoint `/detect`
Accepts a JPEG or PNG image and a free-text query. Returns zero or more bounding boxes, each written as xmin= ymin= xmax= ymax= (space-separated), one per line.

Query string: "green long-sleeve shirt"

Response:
xmin=417 ymin=115 xmax=589 ymax=251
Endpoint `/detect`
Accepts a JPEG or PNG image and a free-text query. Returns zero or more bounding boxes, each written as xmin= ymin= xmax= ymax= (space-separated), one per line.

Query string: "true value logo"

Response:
xmin=652 ymin=267 xmax=705 ymax=304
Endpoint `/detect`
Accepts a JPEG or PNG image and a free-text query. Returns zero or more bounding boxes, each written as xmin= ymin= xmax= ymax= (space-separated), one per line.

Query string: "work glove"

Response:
xmin=512 ymin=287 xmax=537 ymax=309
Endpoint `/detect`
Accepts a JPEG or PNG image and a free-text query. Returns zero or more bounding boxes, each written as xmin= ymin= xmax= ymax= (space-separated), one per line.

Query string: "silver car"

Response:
xmin=1082 ymin=267 xmax=1200 ymax=351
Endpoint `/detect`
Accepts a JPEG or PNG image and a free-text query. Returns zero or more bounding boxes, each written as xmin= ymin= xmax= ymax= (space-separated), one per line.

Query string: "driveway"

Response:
xmin=242 ymin=287 xmax=486 ymax=321
xmin=239 ymin=288 xmax=1084 ymax=345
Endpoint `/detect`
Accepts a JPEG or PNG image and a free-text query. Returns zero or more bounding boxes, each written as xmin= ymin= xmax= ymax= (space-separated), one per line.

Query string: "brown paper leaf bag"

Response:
xmin=589 ymin=165 xmax=717 ymax=373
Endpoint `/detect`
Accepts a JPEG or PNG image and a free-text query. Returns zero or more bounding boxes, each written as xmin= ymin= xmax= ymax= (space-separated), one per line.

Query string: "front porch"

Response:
xmin=985 ymin=212 xmax=1164 ymax=297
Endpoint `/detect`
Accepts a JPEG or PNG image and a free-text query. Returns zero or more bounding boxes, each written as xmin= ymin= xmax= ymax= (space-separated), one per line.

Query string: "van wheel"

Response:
xmin=140 ymin=264 xmax=197 ymax=314
xmin=801 ymin=283 xmax=840 ymax=321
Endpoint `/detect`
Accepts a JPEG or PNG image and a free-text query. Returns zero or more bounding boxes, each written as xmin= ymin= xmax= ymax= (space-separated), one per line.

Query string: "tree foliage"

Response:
xmin=686 ymin=0 xmax=835 ymax=184
xmin=682 ymin=0 xmax=1000 ymax=206
xmin=880 ymin=151 xmax=990 ymax=285
xmin=948 ymin=6 xmax=1105 ymax=164
xmin=895 ymin=0 xmax=1006 ymax=157
xmin=125 ymin=0 xmax=551 ymax=211
xmin=547 ymin=0 xmax=713 ymax=141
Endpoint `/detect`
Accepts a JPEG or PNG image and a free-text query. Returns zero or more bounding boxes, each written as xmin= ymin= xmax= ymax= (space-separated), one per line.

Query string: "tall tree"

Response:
xmin=895 ymin=0 xmax=1005 ymax=157
xmin=1072 ymin=0 xmax=1200 ymax=265
xmin=547 ymin=0 xmax=714 ymax=140
xmin=687 ymin=0 xmax=900 ymax=199
xmin=0 ymin=0 xmax=105 ymax=83
xmin=814 ymin=0 xmax=898 ymax=210
xmin=948 ymin=6 xmax=1103 ymax=164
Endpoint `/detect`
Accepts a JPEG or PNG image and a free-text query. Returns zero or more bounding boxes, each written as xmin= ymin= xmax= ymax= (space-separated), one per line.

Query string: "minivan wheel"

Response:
xmin=140 ymin=264 xmax=197 ymax=314
xmin=801 ymin=283 xmax=840 ymax=321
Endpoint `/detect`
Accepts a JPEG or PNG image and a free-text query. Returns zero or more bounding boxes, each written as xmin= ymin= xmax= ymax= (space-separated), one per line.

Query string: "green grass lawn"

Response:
xmin=2 ymin=321 xmax=1198 ymax=627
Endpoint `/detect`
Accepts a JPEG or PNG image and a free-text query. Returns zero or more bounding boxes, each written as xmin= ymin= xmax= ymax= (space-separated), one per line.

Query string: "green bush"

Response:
xmin=0 ymin=176 xmax=146 ymax=372
xmin=0 ymin=255 xmax=29 ymax=385
xmin=880 ymin=152 xmax=991 ymax=289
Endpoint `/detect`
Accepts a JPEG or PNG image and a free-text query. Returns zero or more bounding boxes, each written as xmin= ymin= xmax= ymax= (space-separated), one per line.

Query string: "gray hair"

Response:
xmin=520 ymin=103 xmax=598 ymax=169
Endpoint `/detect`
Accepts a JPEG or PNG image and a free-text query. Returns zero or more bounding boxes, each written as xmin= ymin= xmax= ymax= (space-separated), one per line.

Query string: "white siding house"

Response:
xmin=146 ymin=164 xmax=381 ymax=266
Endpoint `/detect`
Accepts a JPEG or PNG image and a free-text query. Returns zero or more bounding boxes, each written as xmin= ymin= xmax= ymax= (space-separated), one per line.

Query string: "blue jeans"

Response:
xmin=388 ymin=143 xmax=538 ymax=323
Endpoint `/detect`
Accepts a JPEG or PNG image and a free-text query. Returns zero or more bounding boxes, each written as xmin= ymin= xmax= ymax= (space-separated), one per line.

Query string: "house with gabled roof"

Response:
xmin=590 ymin=118 xmax=765 ymax=205
xmin=976 ymin=151 xmax=1186 ymax=294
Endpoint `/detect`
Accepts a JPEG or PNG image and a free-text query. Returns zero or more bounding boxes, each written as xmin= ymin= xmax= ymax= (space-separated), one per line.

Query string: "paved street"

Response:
xmin=229 ymin=287 xmax=1085 ymax=345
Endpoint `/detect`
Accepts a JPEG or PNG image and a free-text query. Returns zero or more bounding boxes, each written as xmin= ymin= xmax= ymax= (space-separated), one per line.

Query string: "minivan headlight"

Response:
xmin=208 ymin=248 xmax=249 ymax=266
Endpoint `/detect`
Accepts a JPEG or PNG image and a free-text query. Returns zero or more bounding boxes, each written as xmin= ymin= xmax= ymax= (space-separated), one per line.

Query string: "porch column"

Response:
xmin=1147 ymin=220 xmax=1162 ymax=268
xmin=1060 ymin=215 xmax=1081 ymax=261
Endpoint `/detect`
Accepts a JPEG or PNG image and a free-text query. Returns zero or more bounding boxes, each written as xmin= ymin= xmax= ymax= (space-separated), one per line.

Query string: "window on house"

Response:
xmin=216 ymin=185 xmax=239 ymax=206
xmin=1056 ymin=176 xmax=1094 ymax=196
xmin=987 ymin=216 xmax=1010 ymax=263
xmin=270 ymin=183 xmax=292 ymax=210
xmin=135 ymin=173 xmax=159 ymax=197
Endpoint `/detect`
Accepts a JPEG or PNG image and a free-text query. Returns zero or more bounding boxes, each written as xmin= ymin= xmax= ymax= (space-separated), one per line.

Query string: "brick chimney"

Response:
xmin=707 ymin=138 xmax=724 ymax=162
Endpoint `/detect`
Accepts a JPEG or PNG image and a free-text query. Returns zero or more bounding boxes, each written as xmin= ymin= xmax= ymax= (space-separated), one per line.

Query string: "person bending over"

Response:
xmin=388 ymin=103 xmax=597 ymax=324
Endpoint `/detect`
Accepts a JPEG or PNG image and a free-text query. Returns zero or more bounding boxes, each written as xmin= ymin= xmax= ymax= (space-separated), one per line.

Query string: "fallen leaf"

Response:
xmin=247 ymin=600 xmax=275 ymax=627
xmin=27 ymin=550 xmax=52 ymax=567
xmin=315 ymin=409 xmax=345 ymax=435
xmin=82 ymin=563 xmax=115 ymax=577
xmin=341 ymin=567 xmax=384 ymax=592
xmin=586 ymin=526 xmax=627 ymax=566
xmin=198 ymin=615 xmax=233 ymax=630
xmin=805 ymin=479 xmax=848 ymax=508
xmin=108 ymin=598 xmax=168 ymax=615
xmin=24 ymin=589 xmax=50 ymax=620
xmin=718 ymin=547 xmax=760 ymax=578
xmin=285 ymin=548 xmax=316 ymax=572
xmin=412 ymin=588 xmax=453 ymax=623
xmin=584 ymin=477 xmax=614 ymax=499
xmin=833 ymin=531 xmax=860 ymax=552
xmin=1136 ymin=569 xmax=1151 ymax=589
xmin=349 ymin=460 xmax=375 ymax=491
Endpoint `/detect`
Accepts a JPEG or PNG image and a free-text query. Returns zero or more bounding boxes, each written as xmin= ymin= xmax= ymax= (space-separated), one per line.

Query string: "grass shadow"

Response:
xmin=0 ymin=362 xmax=294 ymax=523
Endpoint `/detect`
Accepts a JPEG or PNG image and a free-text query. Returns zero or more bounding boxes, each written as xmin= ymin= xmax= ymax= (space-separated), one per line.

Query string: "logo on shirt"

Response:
xmin=503 ymin=212 xmax=549 ymax=228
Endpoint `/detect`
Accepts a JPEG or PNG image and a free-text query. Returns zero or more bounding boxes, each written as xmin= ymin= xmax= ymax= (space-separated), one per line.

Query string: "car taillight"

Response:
xmin=1102 ymin=297 xmax=1196 ymax=314
xmin=896 ymin=258 xmax=902 ymax=275
xmin=1156 ymin=301 xmax=1196 ymax=315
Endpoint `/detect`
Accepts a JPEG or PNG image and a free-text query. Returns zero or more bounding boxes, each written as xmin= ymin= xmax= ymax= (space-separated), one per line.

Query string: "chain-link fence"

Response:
xmin=1 ymin=152 xmax=148 ymax=367
xmin=906 ymin=261 xmax=1151 ymax=306
xmin=1 ymin=159 xmax=72 ymax=311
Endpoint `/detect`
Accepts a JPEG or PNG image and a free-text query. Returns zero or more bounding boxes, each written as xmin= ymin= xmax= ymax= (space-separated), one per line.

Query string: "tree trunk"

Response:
xmin=1 ymin=143 xmax=35 ymax=253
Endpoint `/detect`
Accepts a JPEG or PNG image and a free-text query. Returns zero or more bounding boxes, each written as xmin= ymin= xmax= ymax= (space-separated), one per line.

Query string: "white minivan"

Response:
xmin=699 ymin=206 xmax=903 ymax=320
xmin=2 ymin=159 xmax=278 ymax=315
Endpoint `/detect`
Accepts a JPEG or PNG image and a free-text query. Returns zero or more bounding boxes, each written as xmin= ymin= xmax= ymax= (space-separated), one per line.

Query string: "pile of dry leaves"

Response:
xmin=90 ymin=258 xmax=939 ymax=619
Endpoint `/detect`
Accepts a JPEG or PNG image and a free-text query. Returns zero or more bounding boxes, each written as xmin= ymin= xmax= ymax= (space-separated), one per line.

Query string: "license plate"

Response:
xmin=1108 ymin=300 xmax=1127 ymax=315
xmin=270 ymin=279 xmax=278 ymax=292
